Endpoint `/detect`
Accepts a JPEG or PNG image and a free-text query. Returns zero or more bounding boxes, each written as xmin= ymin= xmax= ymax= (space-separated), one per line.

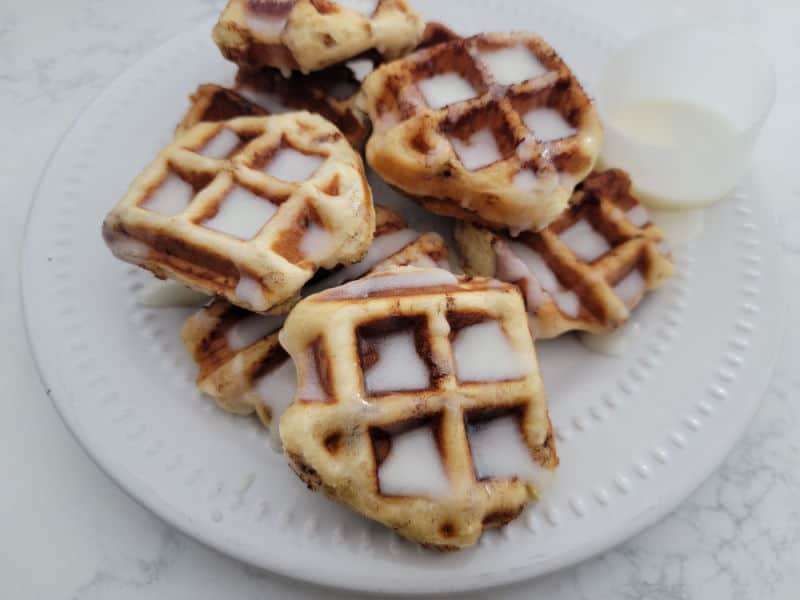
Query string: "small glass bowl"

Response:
xmin=596 ymin=26 xmax=776 ymax=209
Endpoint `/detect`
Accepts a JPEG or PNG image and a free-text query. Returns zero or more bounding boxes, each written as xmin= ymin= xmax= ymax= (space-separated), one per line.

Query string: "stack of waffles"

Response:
xmin=101 ymin=0 xmax=673 ymax=549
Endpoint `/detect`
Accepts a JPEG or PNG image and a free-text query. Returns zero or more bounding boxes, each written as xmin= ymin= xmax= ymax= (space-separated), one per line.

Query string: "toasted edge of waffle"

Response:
xmin=278 ymin=266 xmax=557 ymax=549
xmin=212 ymin=0 xmax=425 ymax=74
xmin=182 ymin=207 xmax=451 ymax=441
xmin=455 ymin=169 xmax=674 ymax=338
xmin=357 ymin=31 xmax=602 ymax=233
xmin=103 ymin=113 xmax=375 ymax=314
xmin=175 ymin=84 xmax=268 ymax=137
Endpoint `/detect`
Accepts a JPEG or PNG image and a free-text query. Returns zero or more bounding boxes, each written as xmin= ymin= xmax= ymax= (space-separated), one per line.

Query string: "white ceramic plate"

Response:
xmin=21 ymin=1 xmax=784 ymax=594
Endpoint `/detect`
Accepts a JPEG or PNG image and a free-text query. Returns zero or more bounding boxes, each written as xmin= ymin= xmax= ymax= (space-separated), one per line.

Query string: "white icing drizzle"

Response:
xmin=512 ymin=168 xmax=539 ymax=191
xmin=559 ymin=220 xmax=610 ymax=262
xmin=108 ymin=235 xmax=151 ymax=261
xmin=407 ymin=254 xmax=438 ymax=269
xmin=507 ymin=241 xmax=559 ymax=292
xmin=199 ymin=128 xmax=240 ymax=160
xmin=304 ymin=229 xmax=420 ymax=296
xmin=468 ymin=415 xmax=553 ymax=490
xmin=417 ymin=73 xmax=478 ymax=109
xmin=299 ymin=347 xmax=327 ymax=401
xmin=362 ymin=330 xmax=429 ymax=393
xmin=614 ymin=269 xmax=645 ymax=308
xmin=378 ymin=426 xmax=450 ymax=498
xmin=142 ymin=174 xmax=193 ymax=216
xmin=452 ymin=320 xmax=526 ymax=382
xmin=202 ymin=186 xmax=277 ymax=240
xmin=478 ymin=45 xmax=548 ymax=86
xmin=523 ymin=107 xmax=577 ymax=142
xmin=238 ymin=88 xmax=291 ymax=114
xmin=325 ymin=268 xmax=457 ymax=299
xmin=235 ymin=274 xmax=268 ymax=311
xmin=336 ymin=0 xmax=378 ymax=16
xmin=137 ymin=280 xmax=209 ymax=307
xmin=253 ymin=358 xmax=296 ymax=445
xmin=495 ymin=239 xmax=581 ymax=318
xmin=299 ymin=221 xmax=333 ymax=259
xmin=245 ymin=12 xmax=288 ymax=38
xmin=449 ymin=129 xmax=503 ymax=171
xmin=626 ymin=204 xmax=650 ymax=228
xmin=263 ymin=147 xmax=325 ymax=182
xmin=226 ymin=313 xmax=285 ymax=351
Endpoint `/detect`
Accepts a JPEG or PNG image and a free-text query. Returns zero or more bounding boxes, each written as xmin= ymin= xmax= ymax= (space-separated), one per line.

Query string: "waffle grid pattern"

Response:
xmin=103 ymin=113 xmax=374 ymax=313
xmin=182 ymin=210 xmax=449 ymax=433
xmin=457 ymin=170 xmax=673 ymax=338
xmin=358 ymin=32 xmax=602 ymax=232
xmin=213 ymin=0 xmax=424 ymax=74
xmin=279 ymin=269 xmax=557 ymax=549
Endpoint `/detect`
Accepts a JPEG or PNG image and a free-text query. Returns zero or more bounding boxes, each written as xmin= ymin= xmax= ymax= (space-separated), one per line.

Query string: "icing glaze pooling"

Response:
xmin=264 ymin=147 xmax=325 ymax=182
xmin=108 ymin=235 xmax=151 ymax=261
xmin=512 ymin=169 xmax=540 ymax=191
xmin=468 ymin=415 xmax=552 ymax=490
xmin=614 ymin=269 xmax=645 ymax=307
xmin=199 ymin=128 xmax=240 ymax=160
xmin=452 ymin=320 xmax=526 ymax=382
xmin=304 ymin=229 xmax=419 ymax=295
xmin=326 ymin=268 xmax=458 ymax=299
xmin=508 ymin=241 xmax=558 ymax=291
xmin=418 ymin=73 xmax=478 ymax=109
xmin=523 ymin=107 xmax=577 ymax=142
xmin=559 ymin=220 xmax=610 ymax=262
xmin=299 ymin=347 xmax=327 ymax=401
xmin=235 ymin=274 xmax=268 ymax=311
xmin=226 ymin=313 xmax=285 ymax=351
xmin=378 ymin=426 xmax=450 ymax=498
xmin=202 ymin=186 xmax=277 ymax=240
xmin=245 ymin=10 xmax=288 ymax=38
xmin=336 ymin=0 xmax=378 ymax=17
xmin=449 ymin=129 xmax=503 ymax=171
xmin=500 ymin=240 xmax=581 ymax=318
xmin=142 ymin=174 xmax=193 ymax=216
xmin=362 ymin=330 xmax=430 ymax=394
xmin=478 ymin=45 xmax=548 ymax=86
xmin=300 ymin=221 xmax=333 ymax=259
xmin=253 ymin=358 xmax=296 ymax=444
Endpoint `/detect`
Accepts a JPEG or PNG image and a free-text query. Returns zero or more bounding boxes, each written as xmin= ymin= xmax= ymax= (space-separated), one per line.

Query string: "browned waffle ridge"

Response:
xmin=358 ymin=31 xmax=603 ymax=233
xmin=181 ymin=206 xmax=450 ymax=437
xmin=279 ymin=267 xmax=557 ymax=549
xmin=456 ymin=169 xmax=673 ymax=338
xmin=213 ymin=0 xmax=425 ymax=74
xmin=103 ymin=113 xmax=375 ymax=313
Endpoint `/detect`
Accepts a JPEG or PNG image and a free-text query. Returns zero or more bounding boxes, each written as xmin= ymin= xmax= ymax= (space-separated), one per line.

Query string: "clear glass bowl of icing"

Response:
xmin=596 ymin=26 xmax=775 ymax=209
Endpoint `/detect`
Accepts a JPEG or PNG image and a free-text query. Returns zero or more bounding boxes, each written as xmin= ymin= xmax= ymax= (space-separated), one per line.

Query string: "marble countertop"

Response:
xmin=2 ymin=1 xmax=798 ymax=598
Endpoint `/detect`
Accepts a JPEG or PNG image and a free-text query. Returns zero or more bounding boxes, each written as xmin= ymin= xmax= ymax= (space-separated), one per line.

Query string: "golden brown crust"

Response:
xmin=279 ymin=268 xmax=558 ymax=549
xmin=181 ymin=211 xmax=451 ymax=432
xmin=103 ymin=113 xmax=375 ymax=313
xmin=213 ymin=0 xmax=424 ymax=73
xmin=358 ymin=32 xmax=602 ymax=233
xmin=455 ymin=169 xmax=674 ymax=338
